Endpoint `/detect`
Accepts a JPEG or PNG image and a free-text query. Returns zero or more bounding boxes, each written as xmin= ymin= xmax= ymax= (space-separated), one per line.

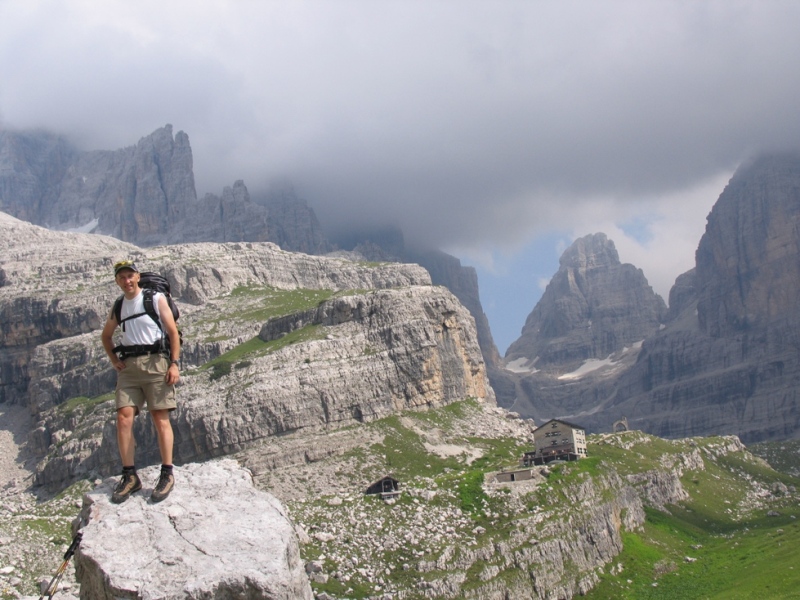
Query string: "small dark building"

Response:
xmin=365 ymin=475 xmax=401 ymax=499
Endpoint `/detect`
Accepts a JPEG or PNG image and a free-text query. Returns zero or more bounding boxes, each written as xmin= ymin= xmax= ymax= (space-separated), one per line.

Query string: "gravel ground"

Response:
xmin=0 ymin=404 xmax=37 ymax=494
xmin=0 ymin=403 xmax=80 ymax=600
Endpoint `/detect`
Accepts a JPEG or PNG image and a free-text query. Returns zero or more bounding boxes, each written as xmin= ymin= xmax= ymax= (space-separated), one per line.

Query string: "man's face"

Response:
xmin=115 ymin=269 xmax=140 ymax=295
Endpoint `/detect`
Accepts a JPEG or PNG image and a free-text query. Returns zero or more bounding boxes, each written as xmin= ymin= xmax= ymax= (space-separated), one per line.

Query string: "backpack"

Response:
xmin=113 ymin=272 xmax=182 ymax=349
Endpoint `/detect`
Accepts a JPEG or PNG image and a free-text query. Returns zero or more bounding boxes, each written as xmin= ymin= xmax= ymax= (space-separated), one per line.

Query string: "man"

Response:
xmin=101 ymin=260 xmax=181 ymax=503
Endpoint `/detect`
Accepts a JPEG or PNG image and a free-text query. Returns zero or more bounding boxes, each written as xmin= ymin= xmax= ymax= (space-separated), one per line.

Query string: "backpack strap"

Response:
xmin=142 ymin=289 xmax=163 ymax=331
xmin=113 ymin=295 xmax=123 ymax=324
xmin=113 ymin=290 xmax=162 ymax=332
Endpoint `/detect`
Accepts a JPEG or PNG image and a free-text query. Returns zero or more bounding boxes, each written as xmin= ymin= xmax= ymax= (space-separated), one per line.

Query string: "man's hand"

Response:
xmin=166 ymin=363 xmax=180 ymax=385
xmin=112 ymin=357 xmax=126 ymax=372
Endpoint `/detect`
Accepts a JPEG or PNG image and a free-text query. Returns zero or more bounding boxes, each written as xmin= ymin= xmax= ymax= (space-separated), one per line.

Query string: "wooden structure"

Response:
xmin=365 ymin=475 xmax=401 ymax=499
xmin=529 ymin=419 xmax=587 ymax=465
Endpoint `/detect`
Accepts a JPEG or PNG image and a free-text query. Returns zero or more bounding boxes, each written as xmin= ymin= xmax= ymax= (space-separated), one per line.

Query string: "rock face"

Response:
xmin=505 ymin=154 xmax=800 ymax=443
xmin=408 ymin=248 xmax=516 ymax=404
xmin=0 ymin=124 xmax=196 ymax=243
xmin=506 ymin=233 xmax=667 ymax=370
xmin=0 ymin=212 xmax=493 ymax=488
xmin=0 ymin=129 xmax=81 ymax=225
xmin=503 ymin=233 xmax=666 ymax=423
xmin=336 ymin=230 xmax=514 ymax=411
xmin=695 ymin=154 xmax=800 ymax=338
xmin=0 ymin=125 xmax=328 ymax=253
xmin=599 ymin=153 xmax=800 ymax=442
xmin=74 ymin=459 xmax=313 ymax=599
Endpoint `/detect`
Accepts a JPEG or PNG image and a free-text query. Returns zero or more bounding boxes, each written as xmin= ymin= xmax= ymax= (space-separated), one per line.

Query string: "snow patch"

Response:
xmin=558 ymin=357 xmax=615 ymax=380
xmin=505 ymin=357 xmax=538 ymax=374
xmin=557 ymin=341 xmax=643 ymax=380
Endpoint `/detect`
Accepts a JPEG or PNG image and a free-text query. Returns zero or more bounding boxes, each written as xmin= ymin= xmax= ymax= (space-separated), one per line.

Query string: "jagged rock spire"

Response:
xmin=505 ymin=232 xmax=666 ymax=369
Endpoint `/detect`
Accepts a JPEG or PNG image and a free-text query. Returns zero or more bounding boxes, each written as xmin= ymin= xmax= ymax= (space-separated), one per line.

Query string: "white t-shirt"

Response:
xmin=118 ymin=290 xmax=165 ymax=346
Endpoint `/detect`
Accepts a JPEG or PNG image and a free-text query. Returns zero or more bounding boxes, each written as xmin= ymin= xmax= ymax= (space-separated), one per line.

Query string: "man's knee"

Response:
xmin=151 ymin=410 xmax=173 ymax=431
xmin=117 ymin=407 xmax=135 ymax=428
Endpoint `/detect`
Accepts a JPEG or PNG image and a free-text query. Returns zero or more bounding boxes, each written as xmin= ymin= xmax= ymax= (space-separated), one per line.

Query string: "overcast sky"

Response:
xmin=3 ymin=1 xmax=800 ymax=353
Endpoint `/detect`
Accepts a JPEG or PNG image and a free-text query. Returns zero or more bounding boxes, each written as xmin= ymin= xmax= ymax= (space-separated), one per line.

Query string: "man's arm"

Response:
xmin=158 ymin=295 xmax=180 ymax=385
xmin=101 ymin=310 xmax=125 ymax=372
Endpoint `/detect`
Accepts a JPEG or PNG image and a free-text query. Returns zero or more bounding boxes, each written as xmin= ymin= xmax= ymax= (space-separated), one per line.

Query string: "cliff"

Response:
xmin=337 ymin=231 xmax=515 ymax=410
xmin=600 ymin=153 xmax=800 ymax=442
xmin=0 ymin=212 xmax=493 ymax=490
xmin=503 ymin=154 xmax=800 ymax=443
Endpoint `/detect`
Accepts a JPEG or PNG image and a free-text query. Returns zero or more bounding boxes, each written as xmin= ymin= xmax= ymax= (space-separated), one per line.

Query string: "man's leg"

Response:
xmin=116 ymin=406 xmax=137 ymax=466
xmin=151 ymin=409 xmax=174 ymax=466
xmin=150 ymin=409 xmax=175 ymax=502
xmin=112 ymin=406 xmax=142 ymax=503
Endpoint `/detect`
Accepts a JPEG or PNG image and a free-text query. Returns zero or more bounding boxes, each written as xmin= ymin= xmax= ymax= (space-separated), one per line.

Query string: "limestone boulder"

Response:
xmin=73 ymin=460 xmax=313 ymax=600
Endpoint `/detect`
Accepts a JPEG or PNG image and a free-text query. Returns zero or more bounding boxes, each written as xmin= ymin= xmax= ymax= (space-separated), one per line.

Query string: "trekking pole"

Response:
xmin=39 ymin=532 xmax=82 ymax=600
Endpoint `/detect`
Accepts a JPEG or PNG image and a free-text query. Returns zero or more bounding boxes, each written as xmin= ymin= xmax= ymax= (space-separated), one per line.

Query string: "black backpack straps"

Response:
xmin=142 ymin=288 xmax=163 ymax=330
xmin=113 ymin=291 xmax=161 ymax=332
xmin=113 ymin=295 xmax=123 ymax=324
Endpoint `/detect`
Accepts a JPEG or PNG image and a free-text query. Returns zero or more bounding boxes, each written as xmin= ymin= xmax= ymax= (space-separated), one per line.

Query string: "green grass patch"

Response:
xmin=57 ymin=392 xmax=114 ymax=416
xmin=458 ymin=470 xmax=488 ymax=514
xmin=587 ymin=461 xmax=800 ymax=600
xmin=227 ymin=286 xmax=334 ymax=321
xmin=373 ymin=415 xmax=462 ymax=479
xmin=203 ymin=325 xmax=326 ymax=380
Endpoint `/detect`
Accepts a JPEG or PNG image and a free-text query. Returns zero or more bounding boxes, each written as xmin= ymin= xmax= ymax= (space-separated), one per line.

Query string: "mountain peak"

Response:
xmin=559 ymin=232 xmax=620 ymax=270
xmin=505 ymin=232 xmax=665 ymax=374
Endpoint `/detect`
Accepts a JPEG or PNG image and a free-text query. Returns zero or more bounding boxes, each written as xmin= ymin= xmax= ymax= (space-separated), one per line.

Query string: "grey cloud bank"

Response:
xmin=2 ymin=1 xmax=799 ymax=314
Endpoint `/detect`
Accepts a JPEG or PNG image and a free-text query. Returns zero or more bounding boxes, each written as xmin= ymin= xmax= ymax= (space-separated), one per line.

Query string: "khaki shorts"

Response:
xmin=115 ymin=354 xmax=177 ymax=413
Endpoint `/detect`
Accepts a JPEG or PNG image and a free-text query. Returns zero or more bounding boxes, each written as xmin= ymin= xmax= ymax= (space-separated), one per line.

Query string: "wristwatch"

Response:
xmin=170 ymin=359 xmax=180 ymax=367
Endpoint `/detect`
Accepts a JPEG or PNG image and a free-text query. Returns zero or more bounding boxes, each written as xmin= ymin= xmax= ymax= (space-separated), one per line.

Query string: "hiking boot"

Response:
xmin=111 ymin=471 xmax=142 ymax=504
xmin=150 ymin=470 xmax=174 ymax=503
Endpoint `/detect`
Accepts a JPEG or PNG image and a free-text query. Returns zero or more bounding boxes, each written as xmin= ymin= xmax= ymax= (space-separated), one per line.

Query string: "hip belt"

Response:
xmin=114 ymin=342 xmax=167 ymax=359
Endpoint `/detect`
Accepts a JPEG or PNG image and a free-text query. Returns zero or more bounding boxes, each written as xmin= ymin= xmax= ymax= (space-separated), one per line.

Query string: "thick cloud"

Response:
xmin=2 ymin=1 xmax=799 ymax=339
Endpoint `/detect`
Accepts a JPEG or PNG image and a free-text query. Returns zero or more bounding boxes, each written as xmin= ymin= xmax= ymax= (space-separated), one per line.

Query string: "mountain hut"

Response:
xmin=529 ymin=419 xmax=587 ymax=465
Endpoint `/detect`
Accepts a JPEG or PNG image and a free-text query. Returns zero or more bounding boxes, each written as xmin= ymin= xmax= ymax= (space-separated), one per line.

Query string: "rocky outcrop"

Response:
xmin=0 ymin=212 xmax=493 ymax=488
xmin=259 ymin=186 xmax=331 ymax=255
xmin=73 ymin=460 xmax=313 ymax=599
xmin=34 ymin=285 xmax=493 ymax=488
xmin=52 ymin=125 xmax=195 ymax=243
xmin=0 ymin=213 xmax=133 ymax=405
xmin=176 ymin=180 xmax=269 ymax=244
xmin=695 ymin=154 xmax=800 ymax=338
xmin=0 ymin=129 xmax=80 ymax=225
xmin=341 ymin=233 xmax=515 ymax=409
